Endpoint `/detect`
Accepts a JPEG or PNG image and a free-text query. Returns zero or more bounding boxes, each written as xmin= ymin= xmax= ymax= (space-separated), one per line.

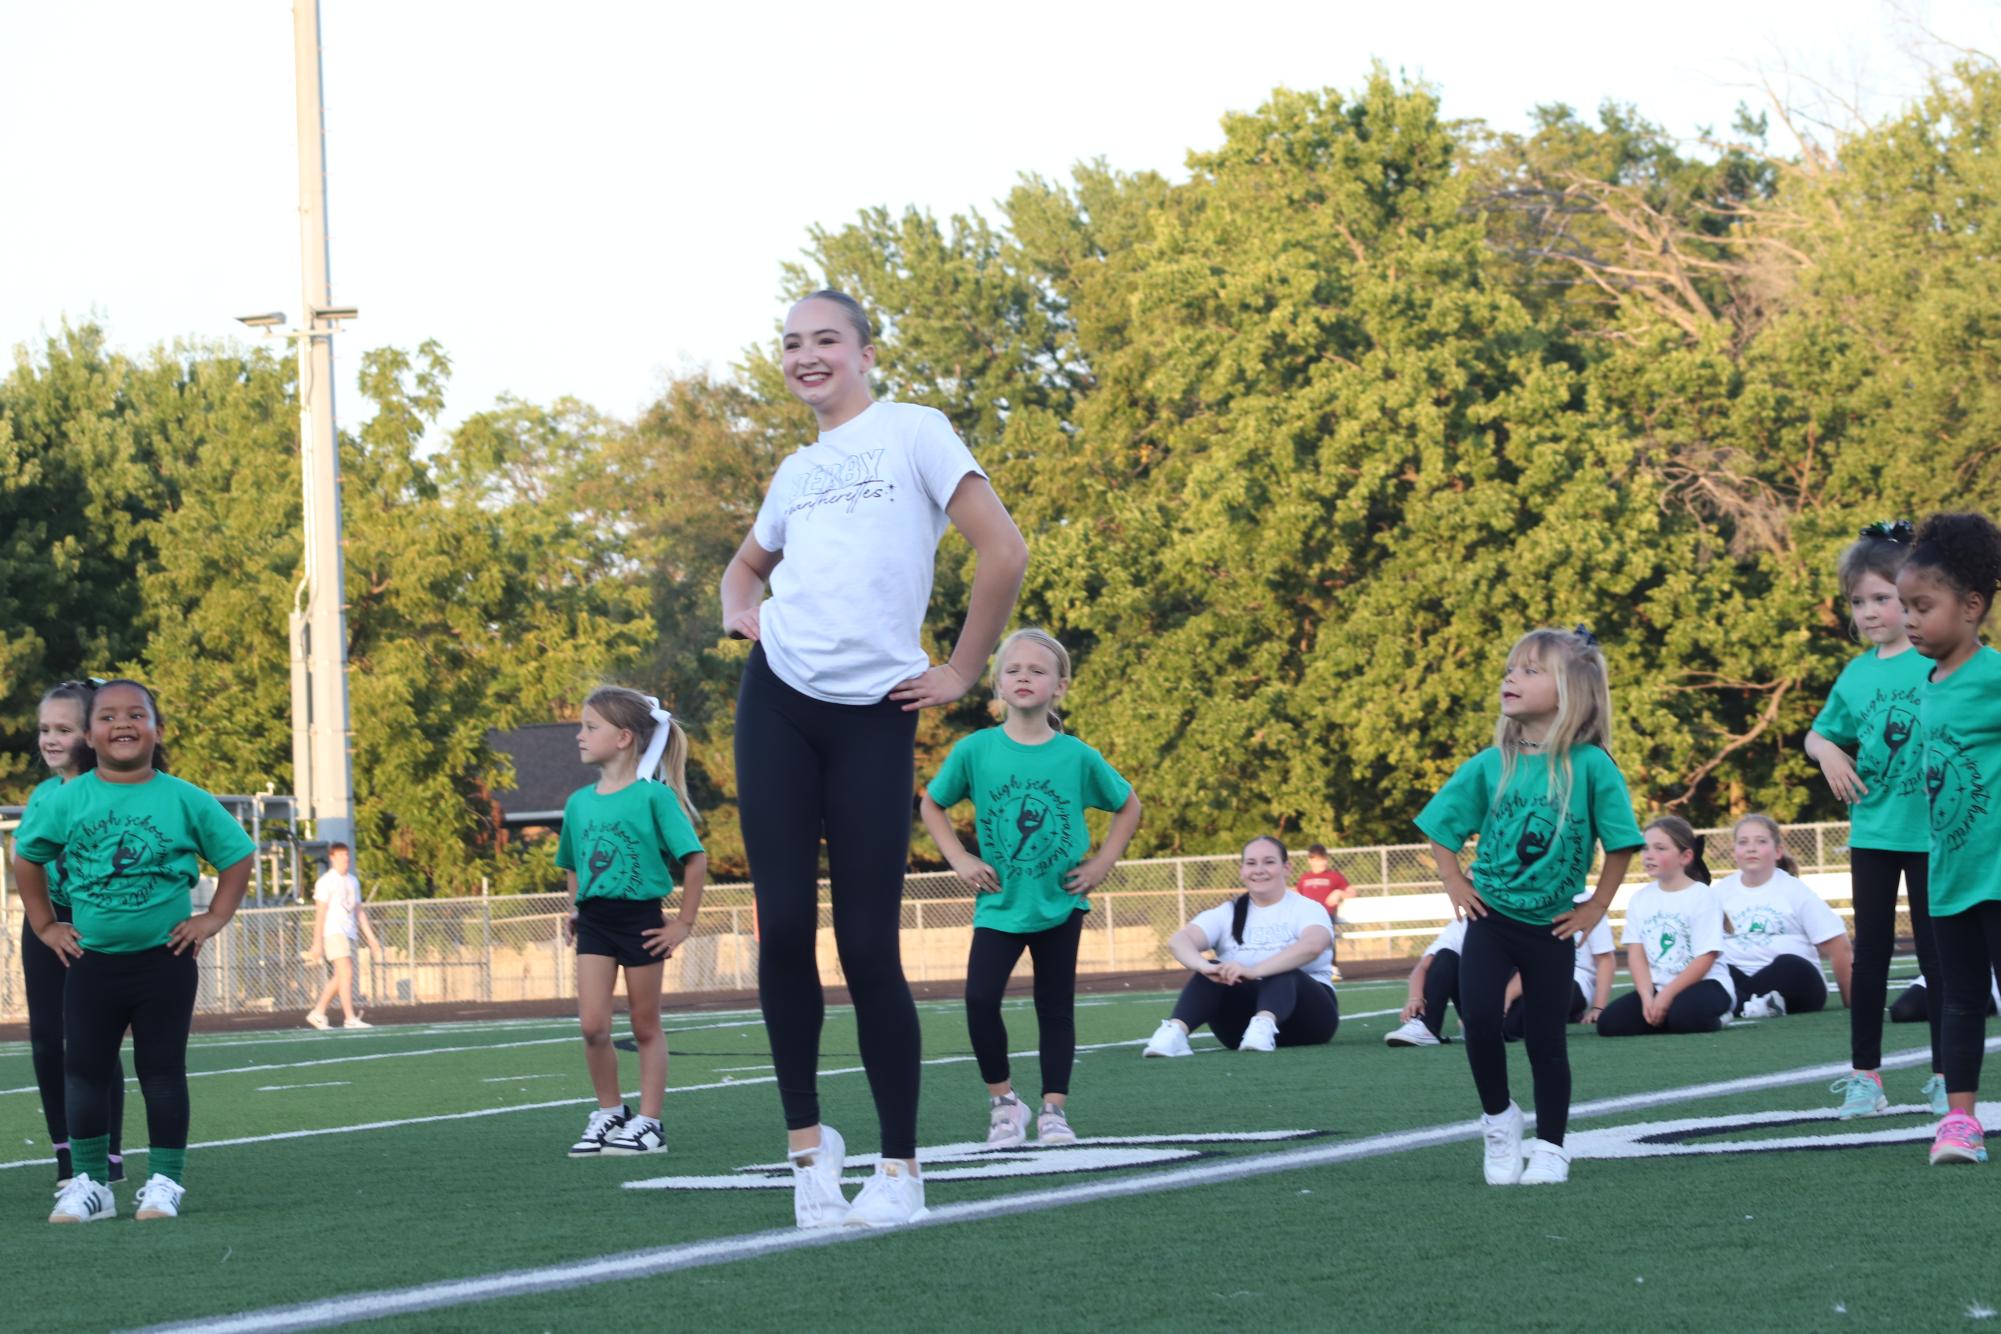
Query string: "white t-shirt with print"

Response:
xmin=1190 ymin=892 xmax=1337 ymax=991
xmin=314 ymin=870 xmax=361 ymax=941
xmin=1572 ymin=912 xmax=1617 ymax=1002
xmin=751 ymin=401 xmax=986 ymax=705
xmin=1621 ymin=881 xmax=1735 ymax=1001
xmin=1424 ymin=919 xmax=1468 ymax=958
xmin=1715 ymin=869 xmax=1845 ymax=973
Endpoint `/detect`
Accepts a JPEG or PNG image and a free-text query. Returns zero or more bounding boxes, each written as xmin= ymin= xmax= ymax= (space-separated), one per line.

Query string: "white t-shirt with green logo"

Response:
xmin=1188 ymin=892 xmax=1336 ymax=991
xmin=1715 ymin=869 xmax=1844 ymax=973
xmin=1620 ymin=881 xmax=1735 ymax=1003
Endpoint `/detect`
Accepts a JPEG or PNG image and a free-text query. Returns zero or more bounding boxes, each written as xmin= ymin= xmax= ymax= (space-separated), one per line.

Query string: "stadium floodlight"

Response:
xmin=236 ymin=311 xmax=288 ymax=328
xmin=310 ymin=305 xmax=359 ymax=322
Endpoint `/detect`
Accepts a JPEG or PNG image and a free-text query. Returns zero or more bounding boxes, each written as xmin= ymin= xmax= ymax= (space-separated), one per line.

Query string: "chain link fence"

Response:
xmin=3 ymin=815 xmax=1883 ymax=1020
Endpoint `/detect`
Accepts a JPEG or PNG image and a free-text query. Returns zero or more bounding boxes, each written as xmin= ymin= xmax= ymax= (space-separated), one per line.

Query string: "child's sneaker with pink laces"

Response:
xmin=1929 ymin=1110 xmax=1988 ymax=1165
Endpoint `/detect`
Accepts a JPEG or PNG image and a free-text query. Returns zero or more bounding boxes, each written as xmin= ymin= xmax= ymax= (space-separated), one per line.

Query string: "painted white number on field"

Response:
xmin=1568 ymin=1100 xmax=2001 ymax=1160
xmin=622 ymin=1131 xmax=1324 ymax=1191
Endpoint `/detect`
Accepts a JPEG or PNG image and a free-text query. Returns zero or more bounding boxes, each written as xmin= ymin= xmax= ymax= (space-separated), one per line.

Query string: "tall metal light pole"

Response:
xmin=289 ymin=0 xmax=356 ymax=849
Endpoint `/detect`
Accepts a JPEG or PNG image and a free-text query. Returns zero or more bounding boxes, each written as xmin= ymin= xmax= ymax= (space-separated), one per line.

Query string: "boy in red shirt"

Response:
xmin=1297 ymin=845 xmax=1351 ymax=981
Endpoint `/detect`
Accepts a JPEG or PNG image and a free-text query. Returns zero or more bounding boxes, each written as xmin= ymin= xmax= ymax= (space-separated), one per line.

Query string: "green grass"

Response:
xmin=1 ymin=968 xmax=1992 ymax=1333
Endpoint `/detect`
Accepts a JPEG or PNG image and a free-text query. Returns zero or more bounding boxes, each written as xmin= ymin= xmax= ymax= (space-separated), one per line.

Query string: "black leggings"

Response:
xmin=1597 ymin=978 xmax=1733 ymax=1036
xmin=1504 ymin=980 xmax=1587 ymax=1040
xmin=1460 ymin=913 xmax=1576 ymax=1145
xmin=1728 ymin=955 xmax=1828 ymax=1015
xmin=1894 ymin=980 xmax=1998 ymax=1022
xmin=1849 ymin=847 xmax=1941 ymax=1071
xmin=1933 ymin=901 xmax=2001 ymax=1096
xmin=1420 ymin=948 xmax=1462 ymax=1039
xmin=735 ymin=645 xmax=923 ymax=1159
xmin=965 ymin=910 xmax=1086 ymax=1098
xmin=63 ymin=948 xmax=196 ymax=1150
xmin=1170 ymin=970 xmax=1339 ymax=1048
xmin=22 ymin=906 xmax=125 ymax=1154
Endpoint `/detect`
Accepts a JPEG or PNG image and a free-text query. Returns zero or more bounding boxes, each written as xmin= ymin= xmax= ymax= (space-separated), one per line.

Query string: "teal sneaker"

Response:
xmin=1832 ymin=1072 xmax=1888 ymax=1120
xmin=1922 ymin=1074 xmax=1950 ymax=1117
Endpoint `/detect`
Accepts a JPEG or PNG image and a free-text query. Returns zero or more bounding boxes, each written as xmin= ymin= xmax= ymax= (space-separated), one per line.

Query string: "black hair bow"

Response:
xmin=1859 ymin=520 xmax=1914 ymax=543
xmin=1572 ymin=624 xmax=1599 ymax=648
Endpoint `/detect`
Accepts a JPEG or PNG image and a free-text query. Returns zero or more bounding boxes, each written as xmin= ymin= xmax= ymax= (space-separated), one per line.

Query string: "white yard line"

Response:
xmin=129 ymin=1035 xmax=1996 ymax=1334
xmin=255 ymin=1082 xmax=352 ymax=1093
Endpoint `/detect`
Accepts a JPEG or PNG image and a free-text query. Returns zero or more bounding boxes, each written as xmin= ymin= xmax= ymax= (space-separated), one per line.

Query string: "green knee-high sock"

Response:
xmin=72 ymin=1134 xmax=110 ymax=1183
xmin=151 ymin=1147 xmax=186 ymax=1183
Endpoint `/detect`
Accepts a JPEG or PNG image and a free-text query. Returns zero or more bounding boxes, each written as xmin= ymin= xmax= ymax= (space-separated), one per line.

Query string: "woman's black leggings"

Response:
xmin=1420 ymin=948 xmax=1462 ymax=1039
xmin=23 ymin=906 xmax=124 ymax=1155
xmin=63 ymin=948 xmax=195 ymax=1150
xmin=1933 ymin=901 xmax=2001 ymax=1096
xmin=965 ymin=910 xmax=1086 ymax=1097
xmin=1460 ymin=913 xmax=1576 ymax=1145
xmin=735 ymin=645 xmax=923 ymax=1159
xmin=1728 ymin=955 xmax=1828 ymax=1016
xmin=1849 ymin=847 xmax=1940 ymax=1071
xmin=1170 ymin=970 xmax=1339 ymax=1048
xmin=1597 ymin=978 xmax=1734 ymax=1036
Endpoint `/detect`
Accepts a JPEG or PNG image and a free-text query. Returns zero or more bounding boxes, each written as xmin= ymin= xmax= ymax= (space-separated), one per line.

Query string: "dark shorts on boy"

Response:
xmin=574 ymin=898 xmax=665 ymax=969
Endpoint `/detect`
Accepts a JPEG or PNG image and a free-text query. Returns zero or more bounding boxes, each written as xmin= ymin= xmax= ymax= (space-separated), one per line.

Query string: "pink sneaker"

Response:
xmin=1929 ymin=1111 xmax=1988 ymax=1165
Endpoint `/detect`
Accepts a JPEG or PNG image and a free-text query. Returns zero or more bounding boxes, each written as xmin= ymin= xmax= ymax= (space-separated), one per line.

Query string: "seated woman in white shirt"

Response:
xmin=1142 ymin=836 xmax=1339 ymax=1056
xmin=1716 ymin=814 xmax=1853 ymax=1019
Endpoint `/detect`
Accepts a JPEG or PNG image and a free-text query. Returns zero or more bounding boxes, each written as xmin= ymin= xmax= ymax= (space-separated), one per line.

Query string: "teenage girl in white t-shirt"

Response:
xmin=1141 ymin=836 xmax=1339 ymax=1056
xmin=1715 ymin=814 xmax=1852 ymax=1021
xmin=1598 ymin=816 xmax=1736 ymax=1036
xmin=719 ymin=291 xmax=1027 ymax=1231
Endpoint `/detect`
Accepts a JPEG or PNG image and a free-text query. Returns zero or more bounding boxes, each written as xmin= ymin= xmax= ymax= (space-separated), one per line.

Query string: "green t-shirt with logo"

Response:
xmin=1921 ymin=645 xmax=2001 ymax=916
xmin=15 ymin=771 xmax=257 ymax=953
xmin=555 ymin=781 xmax=705 ymax=904
xmin=926 ymin=729 xmax=1133 ymax=934
xmin=22 ymin=776 xmax=70 ymax=907
xmin=1415 ymin=744 xmax=1645 ymax=926
xmin=1810 ymin=645 xmax=1931 ymax=852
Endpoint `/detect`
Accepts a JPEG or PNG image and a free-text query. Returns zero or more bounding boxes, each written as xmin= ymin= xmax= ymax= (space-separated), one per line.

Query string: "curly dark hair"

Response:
xmin=1906 ymin=511 xmax=2001 ymax=619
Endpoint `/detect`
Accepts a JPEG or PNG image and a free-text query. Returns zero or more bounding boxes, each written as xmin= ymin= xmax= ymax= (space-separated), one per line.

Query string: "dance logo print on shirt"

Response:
xmin=1488 ymin=788 xmax=1591 ymax=893
xmin=1634 ymin=904 xmax=1696 ymax=977
xmin=977 ymin=775 xmax=1078 ymax=882
xmin=1926 ymin=721 xmax=1991 ymax=853
xmin=1851 ymin=684 xmax=1924 ymax=798
xmin=71 ymin=812 xmax=170 ymax=911
xmin=777 ymin=449 xmax=894 ymax=521
xmin=577 ymin=818 xmax=650 ymax=898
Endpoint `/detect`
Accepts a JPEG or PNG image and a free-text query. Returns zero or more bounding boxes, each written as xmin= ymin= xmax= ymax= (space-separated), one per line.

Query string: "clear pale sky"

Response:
xmin=2 ymin=0 xmax=1994 ymax=431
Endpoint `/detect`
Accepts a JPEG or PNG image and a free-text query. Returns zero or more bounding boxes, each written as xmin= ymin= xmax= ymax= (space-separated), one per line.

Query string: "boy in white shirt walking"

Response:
xmin=305 ymin=843 xmax=381 ymax=1030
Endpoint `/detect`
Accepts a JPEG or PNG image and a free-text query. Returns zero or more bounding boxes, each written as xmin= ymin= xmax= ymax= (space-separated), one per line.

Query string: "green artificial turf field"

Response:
xmin=2 ymin=964 xmax=1995 ymax=1333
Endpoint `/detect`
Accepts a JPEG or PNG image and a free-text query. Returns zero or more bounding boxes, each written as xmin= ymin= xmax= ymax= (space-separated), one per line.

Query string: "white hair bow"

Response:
xmin=637 ymin=695 xmax=674 ymax=783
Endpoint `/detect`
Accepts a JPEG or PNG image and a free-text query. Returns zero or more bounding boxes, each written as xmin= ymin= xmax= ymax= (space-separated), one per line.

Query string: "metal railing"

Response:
xmin=0 ymin=820 xmax=1870 ymax=1020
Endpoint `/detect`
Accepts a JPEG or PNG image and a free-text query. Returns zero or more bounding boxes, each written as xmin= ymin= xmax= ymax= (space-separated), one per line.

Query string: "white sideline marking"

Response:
xmin=255 ymin=1082 xmax=352 ymax=1093
xmin=481 ymin=1074 xmax=568 ymax=1084
xmin=128 ymin=1038 xmax=1994 ymax=1334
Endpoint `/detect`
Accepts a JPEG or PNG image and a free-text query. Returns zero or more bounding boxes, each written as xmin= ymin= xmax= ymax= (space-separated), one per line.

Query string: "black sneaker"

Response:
xmin=568 ymin=1104 xmax=633 ymax=1158
xmin=55 ymin=1146 xmax=73 ymax=1189
xmin=108 ymin=1156 xmax=126 ymax=1185
xmin=600 ymin=1116 xmax=667 ymax=1156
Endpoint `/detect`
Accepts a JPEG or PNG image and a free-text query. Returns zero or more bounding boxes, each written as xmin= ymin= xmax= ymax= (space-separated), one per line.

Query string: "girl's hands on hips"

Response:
xmin=36 ymin=920 xmax=82 ymax=963
xmin=562 ymin=912 xmax=578 ymax=946
xmin=1064 ymin=857 xmax=1111 ymax=895
xmin=724 ymin=607 xmax=761 ymax=642
xmin=168 ymin=911 xmax=226 ymax=957
xmin=1445 ymin=876 xmax=1487 ymax=920
xmin=1816 ymin=748 xmax=1867 ymax=804
xmin=643 ymin=917 xmax=692 ymax=958
xmin=890 ymin=662 xmax=969 ymax=712
xmin=949 ymin=853 xmax=1002 ymax=894
xmin=1551 ymin=899 xmax=1606 ymax=939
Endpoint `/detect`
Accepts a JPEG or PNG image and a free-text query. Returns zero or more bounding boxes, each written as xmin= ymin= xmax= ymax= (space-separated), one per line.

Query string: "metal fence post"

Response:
xmin=481 ymin=895 xmax=493 ymax=1002
xmin=406 ymin=901 xmax=416 ymax=1005
xmin=1106 ymin=895 xmax=1116 ymax=971
xmin=1175 ymin=859 xmax=1187 ymax=925
xmin=914 ymin=900 xmax=927 ymax=982
xmin=731 ymin=906 xmax=743 ymax=989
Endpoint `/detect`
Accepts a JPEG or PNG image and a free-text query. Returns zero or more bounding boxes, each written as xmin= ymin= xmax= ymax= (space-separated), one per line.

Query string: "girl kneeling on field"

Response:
xmin=1599 ymin=816 xmax=1734 ymax=1037
xmin=14 ymin=680 xmax=255 ymax=1224
xmin=1142 ymin=836 xmax=1339 ymax=1057
xmin=559 ymin=686 xmax=708 ymax=1159
xmin=922 ymin=629 xmax=1142 ymax=1149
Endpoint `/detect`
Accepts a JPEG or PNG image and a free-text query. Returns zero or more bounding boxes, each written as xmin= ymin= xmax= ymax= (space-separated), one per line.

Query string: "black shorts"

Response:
xmin=573 ymin=897 xmax=666 ymax=969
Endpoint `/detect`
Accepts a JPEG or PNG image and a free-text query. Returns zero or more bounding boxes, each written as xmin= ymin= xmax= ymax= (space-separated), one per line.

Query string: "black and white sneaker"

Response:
xmin=600 ymin=1115 xmax=666 ymax=1156
xmin=568 ymin=1104 xmax=633 ymax=1157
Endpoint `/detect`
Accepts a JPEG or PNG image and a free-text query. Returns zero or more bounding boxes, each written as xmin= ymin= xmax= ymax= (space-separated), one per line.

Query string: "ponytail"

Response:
xmin=1229 ymin=892 xmax=1251 ymax=946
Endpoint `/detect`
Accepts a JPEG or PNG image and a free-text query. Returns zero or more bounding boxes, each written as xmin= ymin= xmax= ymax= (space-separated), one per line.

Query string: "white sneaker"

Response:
xmin=1481 ymin=1103 xmax=1525 ymax=1185
xmin=304 ymin=1011 xmax=330 ymax=1031
xmin=844 ymin=1160 xmax=927 ymax=1228
xmin=134 ymin=1173 xmax=187 ymax=1220
xmin=986 ymin=1094 xmax=1030 ymax=1149
xmin=1142 ymin=1020 xmax=1193 ymax=1058
xmin=1385 ymin=1018 xmax=1441 ymax=1048
xmin=1767 ymin=992 xmax=1788 ymax=1017
xmin=789 ymin=1124 xmax=851 ymax=1230
xmin=601 ymin=1116 xmax=667 ymax=1156
xmin=1740 ymin=994 xmax=1772 ymax=1020
xmin=1036 ymin=1103 xmax=1077 ymax=1146
xmin=567 ymin=1104 xmax=632 ymax=1158
xmin=1239 ymin=1014 xmax=1278 ymax=1052
xmin=1519 ymin=1139 xmax=1570 ymax=1185
xmin=49 ymin=1174 xmax=116 ymax=1224
xmin=342 ymin=1016 xmax=372 ymax=1029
